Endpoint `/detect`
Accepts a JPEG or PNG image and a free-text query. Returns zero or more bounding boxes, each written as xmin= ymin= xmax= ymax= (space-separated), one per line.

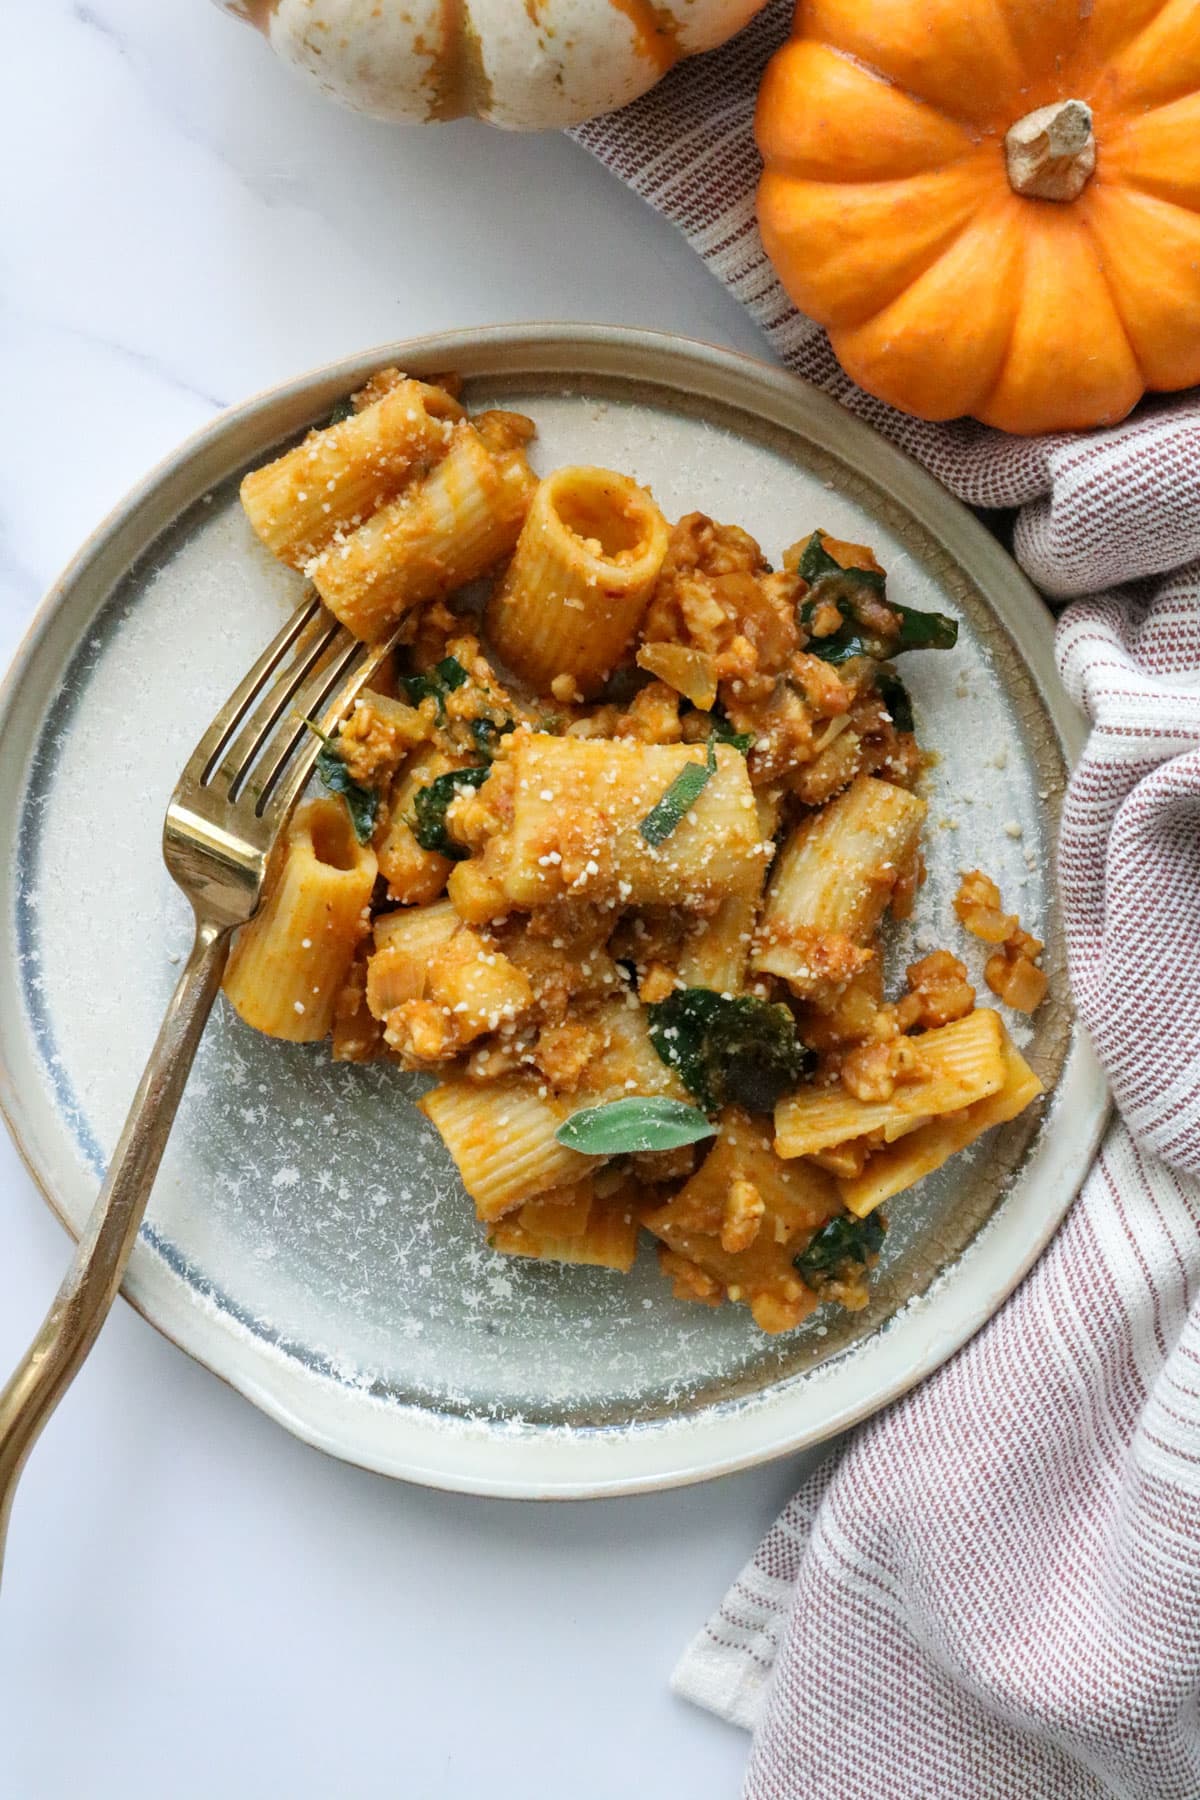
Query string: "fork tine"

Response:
xmin=192 ymin=593 xmax=325 ymax=786
xmin=246 ymin=629 xmax=371 ymax=813
xmin=214 ymin=610 xmax=346 ymax=800
xmin=250 ymin=635 xmax=391 ymax=828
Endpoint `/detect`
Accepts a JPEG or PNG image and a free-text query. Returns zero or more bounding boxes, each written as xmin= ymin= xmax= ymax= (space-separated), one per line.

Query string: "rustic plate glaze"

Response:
xmin=0 ymin=328 xmax=1107 ymax=1496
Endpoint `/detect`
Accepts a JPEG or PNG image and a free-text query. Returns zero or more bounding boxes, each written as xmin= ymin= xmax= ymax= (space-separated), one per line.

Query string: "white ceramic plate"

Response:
xmin=0 ymin=327 xmax=1107 ymax=1497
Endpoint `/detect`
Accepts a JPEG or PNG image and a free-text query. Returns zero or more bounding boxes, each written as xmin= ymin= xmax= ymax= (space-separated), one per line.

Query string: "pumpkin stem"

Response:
xmin=1005 ymin=100 xmax=1096 ymax=202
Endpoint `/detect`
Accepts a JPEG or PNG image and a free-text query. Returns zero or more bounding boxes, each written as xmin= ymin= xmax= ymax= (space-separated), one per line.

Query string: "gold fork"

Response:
xmin=0 ymin=595 xmax=396 ymax=1581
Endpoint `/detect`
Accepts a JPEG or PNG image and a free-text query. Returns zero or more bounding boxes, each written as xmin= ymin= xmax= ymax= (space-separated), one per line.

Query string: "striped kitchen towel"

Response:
xmin=573 ymin=5 xmax=1200 ymax=1794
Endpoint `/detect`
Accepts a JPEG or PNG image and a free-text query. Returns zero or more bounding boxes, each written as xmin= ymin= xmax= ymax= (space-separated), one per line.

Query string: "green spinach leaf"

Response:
xmin=647 ymin=988 xmax=813 ymax=1114
xmin=315 ymin=743 xmax=379 ymax=845
xmin=401 ymin=656 xmax=470 ymax=719
xmin=794 ymin=1211 xmax=886 ymax=1284
xmin=554 ymin=1097 xmax=716 ymax=1156
xmin=409 ymin=765 xmax=491 ymax=859
xmin=795 ymin=530 xmax=885 ymax=591
xmin=801 ymin=584 xmax=958 ymax=666
xmin=892 ymin=604 xmax=959 ymax=652
xmin=325 ymin=393 xmax=357 ymax=427
xmin=638 ymin=739 xmax=717 ymax=847
xmin=709 ymin=709 xmax=755 ymax=755
xmin=470 ymin=715 xmax=516 ymax=759
xmin=795 ymin=532 xmax=956 ymax=666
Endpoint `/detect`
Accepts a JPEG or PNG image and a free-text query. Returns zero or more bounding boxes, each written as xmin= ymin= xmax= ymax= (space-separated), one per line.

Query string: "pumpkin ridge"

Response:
xmin=847 ymin=194 xmax=1018 ymax=325
xmin=1109 ymin=168 xmax=1200 ymax=217
xmin=971 ymin=205 xmax=1034 ymax=425
xmin=805 ymin=40 xmax=987 ymax=140
xmin=833 ymin=198 xmax=1024 ymax=419
xmin=1111 ymin=67 xmax=1200 ymax=120
xmin=837 ymin=207 xmax=981 ymax=327
xmin=1080 ymin=0 xmax=1180 ymax=75
xmin=1099 ymin=92 xmax=1200 ymax=215
xmin=754 ymin=39 xmax=978 ymax=186
xmin=976 ymin=208 xmax=1143 ymax=433
xmin=758 ymin=164 xmax=997 ymax=331
xmin=1079 ymin=186 xmax=1200 ymax=391
xmin=1077 ymin=221 xmax=1150 ymax=393
xmin=803 ymin=0 xmax=1026 ymax=131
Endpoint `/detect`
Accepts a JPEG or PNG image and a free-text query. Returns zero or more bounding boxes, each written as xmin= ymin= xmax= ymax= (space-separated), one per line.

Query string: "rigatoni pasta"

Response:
xmin=223 ymin=797 xmax=376 ymax=1042
xmin=418 ymin=1078 xmax=593 ymax=1220
xmin=310 ymin=412 xmax=538 ymax=641
xmin=753 ymin=774 xmax=927 ymax=997
xmin=486 ymin=466 xmax=669 ymax=697
xmin=772 ymin=1008 xmax=1008 ymax=1159
xmin=230 ymin=378 xmax=1048 ymax=1334
xmin=489 ymin=1182 xmax=641 ymax=1273
xmin=677 ymin=791 xmax=779 ymax=994
xmin=837 ymin=1036 xmax=1043 ymax=1219
xmin=447 ymin=734 xmax=766 ymax=920
xmin=240 ymin=374 xmax=463 ymax=569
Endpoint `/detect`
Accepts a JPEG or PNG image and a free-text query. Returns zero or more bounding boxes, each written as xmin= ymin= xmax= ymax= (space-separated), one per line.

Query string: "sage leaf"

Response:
xmin=638 ymin=738 xmax=716 ymax=847
xmin=709 ymin=711 xmax=754 ymax=755
xmin=798 ymin=525 xmax=881 ymax=583
xmin=470 ymin=715 xmax=516 ymax=759
xmin=325 ymin=393 xmax=357 ymax=427
xmin=554 ymin=1096 xmax=716 ymax=1156
xmin=795 ymin=532 xmax=956 ymax=666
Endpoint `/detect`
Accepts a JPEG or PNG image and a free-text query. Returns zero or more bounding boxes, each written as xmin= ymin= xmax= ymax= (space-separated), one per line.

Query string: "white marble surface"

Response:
xmin=0 ymin=5 xmax=825 ymax=1797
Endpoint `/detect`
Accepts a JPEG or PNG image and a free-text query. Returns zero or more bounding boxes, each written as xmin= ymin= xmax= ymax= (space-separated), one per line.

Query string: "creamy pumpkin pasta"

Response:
xmin=226 ymin=368 xmax=1047 ymax=1335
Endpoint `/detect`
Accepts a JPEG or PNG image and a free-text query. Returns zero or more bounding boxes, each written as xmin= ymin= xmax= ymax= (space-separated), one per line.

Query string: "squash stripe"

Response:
xmin=608 ymin=0 xmax=681 ymax=76
xmin=431 ymin=0 xmax=493 ymax=123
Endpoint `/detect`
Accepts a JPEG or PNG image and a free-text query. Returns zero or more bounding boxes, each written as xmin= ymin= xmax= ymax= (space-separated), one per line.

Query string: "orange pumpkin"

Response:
xmin=755 ymin=0 xmax=1200 ymax=435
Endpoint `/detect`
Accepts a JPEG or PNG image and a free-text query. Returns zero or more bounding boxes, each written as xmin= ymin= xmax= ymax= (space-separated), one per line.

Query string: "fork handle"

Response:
xmin=0 ymin=915 xmax=229 ymax=1585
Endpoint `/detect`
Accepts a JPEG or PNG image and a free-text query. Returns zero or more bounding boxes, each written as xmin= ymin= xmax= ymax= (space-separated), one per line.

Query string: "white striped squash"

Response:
xmin=215 ymin=0 xmax=769 ymax=129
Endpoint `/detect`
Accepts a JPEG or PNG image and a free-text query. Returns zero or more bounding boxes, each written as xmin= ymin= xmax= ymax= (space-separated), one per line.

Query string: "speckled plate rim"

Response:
xmin=0 ymin=325 xmax=1109 ymax=1498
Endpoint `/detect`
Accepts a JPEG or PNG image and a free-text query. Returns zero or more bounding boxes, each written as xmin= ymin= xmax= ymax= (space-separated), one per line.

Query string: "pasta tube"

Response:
xmin=489 ymin=1183 xmax=641 ymax=1273
xmin=500 ymin=1181 xmax=594 ymax=1242
xmin=366 ymin=900 xmax=461 ymax=1013
xmin=330 ymin=941 xmax=383 ymax=1065
xmin=485 ymin=466 xmax=669 ymax=697
xmin=420 ymin=994 xmax=685 ymax=1217
xmin=310 ymin=412 xmax=537 ymax=641
xmin=643 ymin=1117 xmax=840 ymax=1334
xmin=676 ymin=894 xmax=759 ymax=993
xmin=774 ymin=1008 xmax=1007 ymax=1159
xmin=239 ymin=378 xmax=462 ymax=569
xmin=650 ymin=1110 xmax=840 ymax=1244
xmin=677 ymin=789 xmax=779 ymax=991
xmin=753 ymin=774 xmax=927 ymax=997
xmin=449 ymin=733 xmax=765 ymax=919
xmin=419 ymin=1078 xmax=591 ymax=1220
xmin=223 ymin=797 xmax=377 ymax=1042
xmin=838 ymin=1031 xmax=1044 ymax=1217
xmin=576 ymin=997 xmax=690 ymax=1101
